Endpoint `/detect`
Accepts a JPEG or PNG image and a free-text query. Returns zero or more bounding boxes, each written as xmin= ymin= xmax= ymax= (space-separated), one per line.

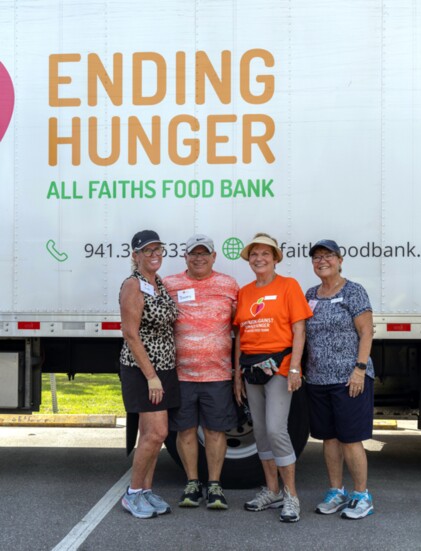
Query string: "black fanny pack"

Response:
xmin=240 ymin=348 xmax=293 ymax=385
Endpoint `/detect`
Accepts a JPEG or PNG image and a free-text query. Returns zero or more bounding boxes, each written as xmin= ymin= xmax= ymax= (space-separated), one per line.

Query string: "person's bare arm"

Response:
xmin=120 ymin=277 xmax=163 ymax=404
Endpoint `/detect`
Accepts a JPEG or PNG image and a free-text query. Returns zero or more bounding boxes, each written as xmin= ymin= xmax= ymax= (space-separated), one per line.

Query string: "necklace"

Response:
xmin=317 ymin=277 xmax=345 ymax=298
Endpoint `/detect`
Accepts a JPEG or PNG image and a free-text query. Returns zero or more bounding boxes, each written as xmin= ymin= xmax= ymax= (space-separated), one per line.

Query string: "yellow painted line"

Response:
xmin=373 ymin=419 xmax=398 ymax=430
xmin=0 ymin=414 xmax=116 ymax=428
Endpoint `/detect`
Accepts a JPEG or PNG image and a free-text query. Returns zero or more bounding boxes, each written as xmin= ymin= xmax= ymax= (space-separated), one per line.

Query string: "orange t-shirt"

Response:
xmin=233 ymin=275 xmax=313 ymax=376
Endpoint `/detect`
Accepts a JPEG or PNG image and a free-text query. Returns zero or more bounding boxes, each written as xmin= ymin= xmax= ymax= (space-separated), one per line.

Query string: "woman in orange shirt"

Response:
xmin=234 ymin=233 xmax=312 ymax=523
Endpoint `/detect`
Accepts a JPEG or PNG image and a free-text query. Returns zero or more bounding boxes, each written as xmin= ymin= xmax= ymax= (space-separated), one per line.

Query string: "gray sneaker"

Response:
xmin=316 ymin=488 xmax=349 ymax=515
xmin=279 ymin=486 xmax=300 ymax=523
xmin=244 ymin=486 xmax=284 ymax=511
xmin=121 ymin=489 xmax=158 ymax=519
xmin=341 ymin=491 xmax=374 ymax=519
xmin=143 ymin=490 xmax=171 ymax=515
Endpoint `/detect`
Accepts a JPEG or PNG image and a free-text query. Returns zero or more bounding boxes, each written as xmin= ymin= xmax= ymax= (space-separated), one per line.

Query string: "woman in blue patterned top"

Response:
xmin=305 ymin=239 xmax=375 ymax=520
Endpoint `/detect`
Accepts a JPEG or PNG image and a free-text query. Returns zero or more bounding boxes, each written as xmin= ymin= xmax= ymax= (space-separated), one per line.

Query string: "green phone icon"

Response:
xmin=46 ymin=239 xmax=68 ymax=262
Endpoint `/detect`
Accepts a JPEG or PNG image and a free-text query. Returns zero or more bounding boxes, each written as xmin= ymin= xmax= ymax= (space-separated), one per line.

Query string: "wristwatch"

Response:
xmin=355 ymin=362 xmax=367 ymax=370
xmin=289 ymin=368 xmax=300 ymax=374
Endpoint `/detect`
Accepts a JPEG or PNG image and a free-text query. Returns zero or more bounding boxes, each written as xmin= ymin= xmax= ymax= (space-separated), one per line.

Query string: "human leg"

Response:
xmin=243 ymin=381 xmax=285 ymax=513
xmin=332 ymin=378 xmax=373 ymax=493
xmin=122 ymin=411 xmax=168 ymax=519
xmin=331 ymin=379 xmax=374 ymax=518
xmin=199 ymin=381 xmax=238 ymax=510
xmin=340 ymin=441 xmax=373 ymax=519
xmin=260 ymin=459 xmax=280 ymax=494
xmin=308 ymin=383 xmax=363 ymax=514
xmin=177 ymin=426 xmax=200 ymax=480
xmin=261 ymin=376 xmax=300 ymax=522
xmin=168 ymin=382 xmax=204 ymax=506
xmin=245 ymin=382 xmax=279 ymax=492
xmin=316 ymin=380 xmax=374 ymax=519
xmin=199 ymin=381 xmax=237 ymax=481
xmin=311 ymin=438 xmax=349 ymax=514
xmin=323 ymin=438 xmax=344 ymax=488
xmin=264 ymin=377 xmax=297 ymax=493
xmin=243 ymin=458 xmax=284 ymax=512
xmin=203 ymin=428 xmax=227 ymax=481
xmin=342 ymin=441 xmax=368 ymax=492
xmin=176 ymin=427 xmax=204 ymax=507
xmin=278 ymin=464 xmax=296 ymax=495
xmin=131 ymin=410 xmax=168 ymax=488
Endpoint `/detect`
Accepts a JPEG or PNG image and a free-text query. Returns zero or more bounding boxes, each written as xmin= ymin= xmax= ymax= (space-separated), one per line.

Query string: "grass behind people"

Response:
xmin=37 ymin=373 xmax=125 ymax=415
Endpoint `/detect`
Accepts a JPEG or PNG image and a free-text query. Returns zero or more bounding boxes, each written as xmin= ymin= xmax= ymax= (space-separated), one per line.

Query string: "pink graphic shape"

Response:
xmin=250 ymin=301 xmax=265 ymax=317
xmin=0 ymin=62 xmax=15 ymax=141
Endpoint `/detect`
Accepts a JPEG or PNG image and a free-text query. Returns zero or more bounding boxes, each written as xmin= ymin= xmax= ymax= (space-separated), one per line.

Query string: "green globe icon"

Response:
xmin=222 ymin=237 xmax=244 ymax=260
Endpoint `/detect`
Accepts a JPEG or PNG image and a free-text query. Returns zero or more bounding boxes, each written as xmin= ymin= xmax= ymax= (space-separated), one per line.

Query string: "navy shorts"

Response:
xmin=306 ymin=376 xmax=374 ymax=443
xmin=169 ymin=380 xmax=238 ymax=432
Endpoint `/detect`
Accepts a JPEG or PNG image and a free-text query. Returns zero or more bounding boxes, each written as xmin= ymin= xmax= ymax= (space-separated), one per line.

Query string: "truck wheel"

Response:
xmin=164 ymin=384 xmax=309 ymax=489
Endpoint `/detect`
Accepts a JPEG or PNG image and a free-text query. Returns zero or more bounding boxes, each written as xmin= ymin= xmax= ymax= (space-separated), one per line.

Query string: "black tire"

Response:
xmin=164 ymin=383 xmax=309 ymax=489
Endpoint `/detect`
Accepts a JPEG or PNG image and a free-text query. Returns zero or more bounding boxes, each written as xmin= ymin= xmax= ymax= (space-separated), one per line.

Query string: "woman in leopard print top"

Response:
xmin=119 ymin=230 xmax=180 ymax=519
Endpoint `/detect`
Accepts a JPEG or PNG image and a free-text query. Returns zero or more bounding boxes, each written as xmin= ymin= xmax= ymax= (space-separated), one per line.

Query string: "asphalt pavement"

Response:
xmin=1 ymin=420 xmax=421 ymax=551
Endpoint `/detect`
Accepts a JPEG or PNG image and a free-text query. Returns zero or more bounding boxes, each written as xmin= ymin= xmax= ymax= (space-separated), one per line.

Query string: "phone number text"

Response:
xmin=84 ymin=243 xmax=186 ymax=258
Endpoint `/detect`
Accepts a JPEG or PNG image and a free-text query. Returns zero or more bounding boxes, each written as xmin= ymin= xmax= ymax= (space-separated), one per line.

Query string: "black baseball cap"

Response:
xmin=131 ymin=230 xmax=164 ymax=251
xmin=309 ymin=239 xmax=341 ymax=257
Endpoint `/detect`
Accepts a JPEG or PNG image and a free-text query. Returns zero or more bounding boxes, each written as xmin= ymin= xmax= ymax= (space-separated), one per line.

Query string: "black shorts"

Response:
xmin=169 ymin=381 xmax=238 ymax=432
xmin=306 ymin=376 xmax=374 ymax=443
xmin=120 ymin=363 xmax=180 ymax=413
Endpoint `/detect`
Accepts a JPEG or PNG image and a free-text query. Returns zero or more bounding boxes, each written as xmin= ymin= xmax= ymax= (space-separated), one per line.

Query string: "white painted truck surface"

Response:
xmin=0 ymin=0 xmax=420 ymax=484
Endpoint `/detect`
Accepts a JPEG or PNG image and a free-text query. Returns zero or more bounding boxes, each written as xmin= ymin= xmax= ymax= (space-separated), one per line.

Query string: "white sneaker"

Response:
xmin=244 ymin=486 xmax=284 ymax=511
xmin=279 ymin=486 xmax=300 ymax=523
xmin=341 ymin=491 xmax=374 ymax=519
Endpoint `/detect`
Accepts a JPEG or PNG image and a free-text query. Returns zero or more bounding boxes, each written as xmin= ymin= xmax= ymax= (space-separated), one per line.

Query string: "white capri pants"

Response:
xmin=246 ymin=375 xmax=296 ymax=467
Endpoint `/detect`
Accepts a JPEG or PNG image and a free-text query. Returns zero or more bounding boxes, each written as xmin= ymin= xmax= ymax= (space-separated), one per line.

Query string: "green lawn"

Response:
xmin=38 ymin=373 xmax=126 ymax=416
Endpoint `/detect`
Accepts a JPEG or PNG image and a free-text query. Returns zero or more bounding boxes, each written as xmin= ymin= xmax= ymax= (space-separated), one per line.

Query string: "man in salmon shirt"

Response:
xmin=163 ymin=234 xmax=239 ymax=511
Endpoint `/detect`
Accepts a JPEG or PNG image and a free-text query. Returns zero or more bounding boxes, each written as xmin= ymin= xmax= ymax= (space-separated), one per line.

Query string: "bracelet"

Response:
xmin=289 ymin=368 xmax=300 ymax=374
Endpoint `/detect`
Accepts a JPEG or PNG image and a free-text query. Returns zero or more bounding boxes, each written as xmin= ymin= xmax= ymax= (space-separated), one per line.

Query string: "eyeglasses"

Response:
xmin=140 ymin=246 xmax=165 ymax=257
xmin=312 ymin=253 xmax=338 ymax=263
xmin=187 ymin=251 xmax=212 ymax=258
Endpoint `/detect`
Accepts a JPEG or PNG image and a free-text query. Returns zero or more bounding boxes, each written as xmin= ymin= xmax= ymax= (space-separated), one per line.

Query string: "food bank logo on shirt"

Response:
xmin=0 ymin=62 xmax=15 ymax=142
xmin=250 ymin=297 xmax=265 ymax=316
xmin=250 ymin=295 xmax=277 ymax=317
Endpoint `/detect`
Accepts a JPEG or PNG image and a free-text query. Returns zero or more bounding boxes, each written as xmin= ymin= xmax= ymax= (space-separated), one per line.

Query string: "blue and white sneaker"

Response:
xmin=315 ymin=487 xmax=349 ymax=515
xmin=121 ymin=489 xmax=158 ymax=519
xmin=143 ymin=490 xmax=171 ymax=515
xmin=341 ymin=491 xmax=374 ymax=519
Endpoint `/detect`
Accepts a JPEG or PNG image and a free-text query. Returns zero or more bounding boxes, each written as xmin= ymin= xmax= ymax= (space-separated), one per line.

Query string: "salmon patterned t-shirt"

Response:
xmin=163 ymin=271 xmax=239 ymax=382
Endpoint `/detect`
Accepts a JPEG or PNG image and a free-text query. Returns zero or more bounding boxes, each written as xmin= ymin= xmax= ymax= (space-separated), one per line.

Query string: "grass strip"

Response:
xmin=37 ymin=373 xmax=125 ymax=416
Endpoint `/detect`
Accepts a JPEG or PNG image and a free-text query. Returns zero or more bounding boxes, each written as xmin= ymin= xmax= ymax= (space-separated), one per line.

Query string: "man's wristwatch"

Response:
xmin=355 ymin=362 xmax=367 ymax=371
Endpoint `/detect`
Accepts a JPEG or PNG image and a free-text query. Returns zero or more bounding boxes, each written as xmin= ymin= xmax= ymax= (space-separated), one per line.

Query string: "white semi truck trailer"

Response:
xmin=0 ymin=0 xmax=420 ymax=485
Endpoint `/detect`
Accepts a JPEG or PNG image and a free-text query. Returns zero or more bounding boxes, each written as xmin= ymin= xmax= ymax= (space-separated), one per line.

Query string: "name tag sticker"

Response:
xmin=264 ymin=295 xmax=277 ymax=300
xmin=308 ymin=299 xmax=318 ymax=311
xmin=331 ymin=297 xmax=343 ymax=304
xmin=178 ymin=288 xmax=196 ymax=303
xmin=140 ymin=280 xmax=155 ymax=296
